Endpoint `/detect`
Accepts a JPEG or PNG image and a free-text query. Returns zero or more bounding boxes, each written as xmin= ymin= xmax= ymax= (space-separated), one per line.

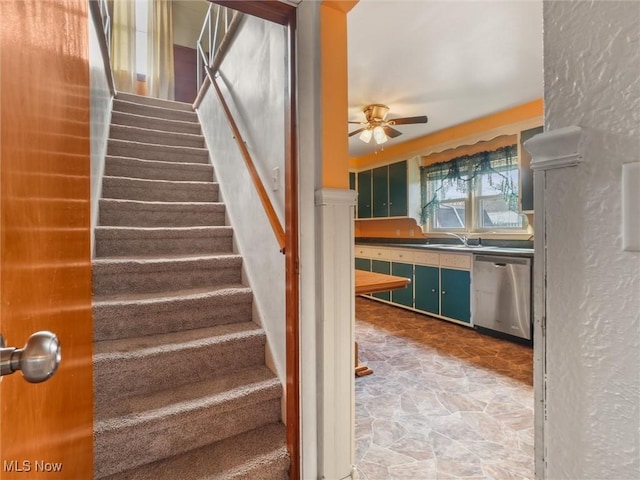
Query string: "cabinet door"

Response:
xmin=414 ymin=265 xmax=439 ymax=314
xmin=519 ymin=126 xmax=542 ymax=213
xmin=371 ymin=260 xmax=391 ymax=301
xmin=355 ymin=257 xmax=371 ymax=271
xmin=391 ymin=262 xmax=413 ymax=307
xmin=440 ymin=268 xmax=471 ymax=323
xmin=357 ymin=170 xmax=372 ymax=218
xmin=349 ymin=171 xmax=356 ymax=191
xmin=388 ymin=161 xmax=408 ymax=217
xmin=372 ymin=166 xmax=389 ymax=217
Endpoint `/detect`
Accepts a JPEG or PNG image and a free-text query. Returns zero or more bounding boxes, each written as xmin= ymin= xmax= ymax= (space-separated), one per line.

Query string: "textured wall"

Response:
xmin=89 ymin=13 xmax=113 ymax=255
xmin=197 ymin=15 xmax=287 ymax=382
xmin=543 ymin=2 xmax=640 ymax=478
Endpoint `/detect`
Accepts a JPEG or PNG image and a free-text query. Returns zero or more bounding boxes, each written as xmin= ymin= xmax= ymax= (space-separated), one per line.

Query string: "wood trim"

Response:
xmin=206 ymin=68 xmax=286 ymax=251
xmin=284 ymin=12 xmax=300 ymax=480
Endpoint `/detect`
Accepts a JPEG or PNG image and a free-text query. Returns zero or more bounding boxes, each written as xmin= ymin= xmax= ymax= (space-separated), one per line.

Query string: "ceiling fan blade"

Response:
xmin=349 ymin=127 xmax=366 ymax=137
xmin=383 ymin=126 xmax=403 ymax=138
xmin=388 ymin=115 xmax=429 ymax=126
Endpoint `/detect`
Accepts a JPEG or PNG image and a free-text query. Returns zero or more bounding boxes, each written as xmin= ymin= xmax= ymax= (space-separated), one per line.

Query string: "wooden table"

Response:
xmin=354 ymin=269 xmax=411 ymax=376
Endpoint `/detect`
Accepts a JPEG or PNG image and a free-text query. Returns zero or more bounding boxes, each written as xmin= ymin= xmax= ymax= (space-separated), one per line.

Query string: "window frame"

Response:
xmin=422 ymin=147 xmax=528 ymax=234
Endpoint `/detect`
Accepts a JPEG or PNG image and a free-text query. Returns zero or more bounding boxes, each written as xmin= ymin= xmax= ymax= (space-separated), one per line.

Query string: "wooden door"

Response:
xmin=0 ymin=1 xmax=93 ymax=478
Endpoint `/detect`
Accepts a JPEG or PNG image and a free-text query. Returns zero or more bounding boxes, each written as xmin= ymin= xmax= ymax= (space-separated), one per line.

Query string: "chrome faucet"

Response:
xmin=445 ymin=232 xmax=468 ymax=247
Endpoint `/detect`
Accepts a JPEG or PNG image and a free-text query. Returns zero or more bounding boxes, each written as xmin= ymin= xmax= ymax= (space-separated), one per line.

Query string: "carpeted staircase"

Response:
xmin=93 ymin=92 xmax=289 ymax=479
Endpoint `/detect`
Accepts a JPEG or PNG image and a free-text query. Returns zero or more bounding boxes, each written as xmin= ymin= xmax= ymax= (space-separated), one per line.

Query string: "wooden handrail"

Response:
xmin=205 ymin=66 xmax=287 ymax=253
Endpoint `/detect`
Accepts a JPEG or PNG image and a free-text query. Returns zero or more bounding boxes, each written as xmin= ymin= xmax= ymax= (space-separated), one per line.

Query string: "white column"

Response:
xmin=315 ymin=188 xmax=357 ymax=480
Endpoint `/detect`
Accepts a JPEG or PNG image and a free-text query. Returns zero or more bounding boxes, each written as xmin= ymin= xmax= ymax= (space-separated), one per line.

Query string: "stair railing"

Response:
xmin=89 ymin=0 xmax=116 ymax=95
xmin=194 ymin=4 xmax=286 ymax=254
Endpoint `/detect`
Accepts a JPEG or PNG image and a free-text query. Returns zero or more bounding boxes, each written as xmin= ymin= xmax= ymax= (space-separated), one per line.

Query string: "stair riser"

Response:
xmin=94 ymin=333 xmax=267 ymax=403
xmin=111 ymin=111 xmax=201 ymax=135
xmin=94 ymin=233 xmax=233 ymax=257
xmin=99 ymin=201 xmax=225 ymax=228
xmin=93 ymin=258 xmax=242 ymax=296
xmin=105 ymin=157 xmax=213 ymax=182
xmin=102 ymin=178 xmax=218 ymax=203
xmin=116 ymin=93 xmax=194 ymax=112
xmin=95 ymin=397 xmax=281 ymax=479
xmin=109 ymin=125 xmax=204 ymax=148
xmin=114 ymin=100 xmax=198 ymax=122
xmin=94 ymin=291 xmax=253 ymax=341
xmin=108 ymin=140 xmax=209 ymax=164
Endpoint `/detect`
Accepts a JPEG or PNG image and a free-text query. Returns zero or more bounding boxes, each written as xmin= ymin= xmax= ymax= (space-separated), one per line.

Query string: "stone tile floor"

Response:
xmin=355 ymin=297 xmax=534 ymax=480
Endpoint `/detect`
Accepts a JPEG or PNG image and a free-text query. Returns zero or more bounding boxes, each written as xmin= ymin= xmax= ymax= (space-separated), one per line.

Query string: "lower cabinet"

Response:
xmin=391 ymin=262 xmax=413 ymax=307
xmin=356 ymin=246 xmax=473 ymax=326
xmin=371 ymin=260 xmax=391 ymax=301
xmin=355 ymin=257 xmax=371 ymax=271
xmin=440 ymin=268 xmax=471 ymax=323
xmin=414 ymin=265 xmax=439 ymax=315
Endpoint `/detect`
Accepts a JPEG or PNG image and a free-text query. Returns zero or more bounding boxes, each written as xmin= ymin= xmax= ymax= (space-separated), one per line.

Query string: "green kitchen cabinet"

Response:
xmin=349 ymin=172 xmax=356 ymax=191
xmin=440 ymin=268 xmax=471 ymax=323
xmin=371 ymin=260 xmax=391 ymax=301
xmin=519 ymin=126 xmax=542 ymax=213
xmin=391 ymin=262 xmax=413 ymax=307
xmin=355 ymin=257 xmax=371 ymax=271
xmin=414 ymin=265 xmax=439 ymax=315
xmin=388 ymin=161 xmax=408 ymax=217
xmin=356 ymin=160 xmax=407 ymax=219
xmin=372 ymin=166 xmax=389 ymax=217
xmin=357 ymin=170 xmax=372 ymax=218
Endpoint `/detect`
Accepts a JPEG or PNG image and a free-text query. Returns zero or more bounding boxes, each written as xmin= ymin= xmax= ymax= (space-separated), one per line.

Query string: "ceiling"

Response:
xmin=347 ymin=0 xmax=543 ymax=158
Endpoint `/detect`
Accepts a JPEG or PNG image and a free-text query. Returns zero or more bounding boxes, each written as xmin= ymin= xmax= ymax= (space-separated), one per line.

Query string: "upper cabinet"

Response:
xmin=519 ymin=126 xmax=543 ymax=213
xmin=356 ymin=160 xmax=408 ymax=219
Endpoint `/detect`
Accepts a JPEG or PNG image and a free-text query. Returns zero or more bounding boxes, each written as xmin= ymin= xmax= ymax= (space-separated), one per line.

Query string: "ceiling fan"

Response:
xmin=349 ymin=104 xmax=428 ymax=145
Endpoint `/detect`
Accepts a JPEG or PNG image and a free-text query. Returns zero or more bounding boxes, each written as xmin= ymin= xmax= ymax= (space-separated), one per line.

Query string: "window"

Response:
xmin=421 ymin=146 xmax=527 ymax=233
xmin=135 ymin=0 xmax=149 ymax=77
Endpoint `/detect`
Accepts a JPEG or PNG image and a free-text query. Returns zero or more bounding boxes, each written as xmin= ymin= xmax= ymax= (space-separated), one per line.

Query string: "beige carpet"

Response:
xmin=93 ymin=92 xmax=288 ymax=479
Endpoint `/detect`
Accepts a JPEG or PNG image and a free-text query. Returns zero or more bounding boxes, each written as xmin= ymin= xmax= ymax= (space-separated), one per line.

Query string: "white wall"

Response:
xmin=89 ymin=10 xmax=113 ymax=255
xmin=172 ymin=0 xmax=209 ymax=49
xmin=197 ymin=15 xmax=287 ymax=382
xmin=543 ymin=2 xmax=640 ymax=478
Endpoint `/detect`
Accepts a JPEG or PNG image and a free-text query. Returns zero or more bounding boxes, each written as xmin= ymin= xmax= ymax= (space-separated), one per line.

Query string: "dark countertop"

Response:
xmin=357 ymin=242 xmax=534 ymax=258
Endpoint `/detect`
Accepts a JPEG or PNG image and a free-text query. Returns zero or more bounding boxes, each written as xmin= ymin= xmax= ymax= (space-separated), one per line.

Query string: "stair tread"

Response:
xmin=93 ymin=253 xmax=241 ymax=265
xmin=116 ymin=92 xmax=194 ymax=111
xmin=99 ymin=198 xmax=223 ymax=207
xmin=94 ymin=321 xmax=263 ymax=358
xmin=106 ymin=155 xmax=211 ymax=169
xmin=94 ymin=284 xmax=251 ymax=305
xmin=95 ymin=225 xmax=233 ymax=234
xmin=110 ymin=124 xmax=203 ymax=139
xmin=103 ymin=175 xmax=215 ymax=187
xmin=109 ymin=138 xmax=207 ymax=152
xmin=114 ymin=99 xmax=198 ymax=120
xmin=95 ymin=366 xmax=279 ymax=426
xmin=112 ymin=110 xmax=201 ymax=129
xmin=101 ymin=423 xmax=288 ymax=480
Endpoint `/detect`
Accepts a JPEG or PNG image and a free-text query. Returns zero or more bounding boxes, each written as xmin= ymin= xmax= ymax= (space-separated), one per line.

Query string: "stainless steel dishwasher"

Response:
xmin=473 ymin=255 xmax=532 ymax=340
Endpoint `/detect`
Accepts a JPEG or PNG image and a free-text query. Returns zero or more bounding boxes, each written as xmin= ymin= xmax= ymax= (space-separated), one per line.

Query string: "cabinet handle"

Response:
xmin=442 ymin=290 xmax=446 ymax=295
xmin=431 ymin=289 xmax=436 ymax=293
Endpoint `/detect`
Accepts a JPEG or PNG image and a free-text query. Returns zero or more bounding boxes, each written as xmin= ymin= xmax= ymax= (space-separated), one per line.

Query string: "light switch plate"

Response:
xmin=622 ymin=162 xmax=640 ymax=252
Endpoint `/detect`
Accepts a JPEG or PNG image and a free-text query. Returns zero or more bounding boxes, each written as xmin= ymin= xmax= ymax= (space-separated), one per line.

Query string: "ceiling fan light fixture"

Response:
xmin=373 ymin=126 xmax=388 ymax=144
xmin=359 ymin=128 xmax=373 ymax=143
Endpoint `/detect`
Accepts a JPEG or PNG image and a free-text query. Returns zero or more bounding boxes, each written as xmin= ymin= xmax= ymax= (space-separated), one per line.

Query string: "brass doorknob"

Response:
xmin=0 ymin=331 xmax=61 ymax=383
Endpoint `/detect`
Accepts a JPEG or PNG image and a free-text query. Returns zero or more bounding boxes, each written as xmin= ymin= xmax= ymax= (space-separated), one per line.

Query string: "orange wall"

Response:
xmin=351 ymin=99 xmax=543 ymax=170
xmin=355 ymin=218 xmax=426 ymax=239
xmin=320 ymin=1 xmax=358 ymax=188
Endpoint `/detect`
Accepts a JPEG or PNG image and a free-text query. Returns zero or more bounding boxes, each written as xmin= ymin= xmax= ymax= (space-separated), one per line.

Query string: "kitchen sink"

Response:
xmin=425 ymin=244 xmax=496 ymax=250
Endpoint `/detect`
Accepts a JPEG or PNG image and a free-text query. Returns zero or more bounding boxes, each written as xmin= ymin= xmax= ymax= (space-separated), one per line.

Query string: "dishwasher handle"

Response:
xmin=474 ymin=255 xmax=530 ymax=266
